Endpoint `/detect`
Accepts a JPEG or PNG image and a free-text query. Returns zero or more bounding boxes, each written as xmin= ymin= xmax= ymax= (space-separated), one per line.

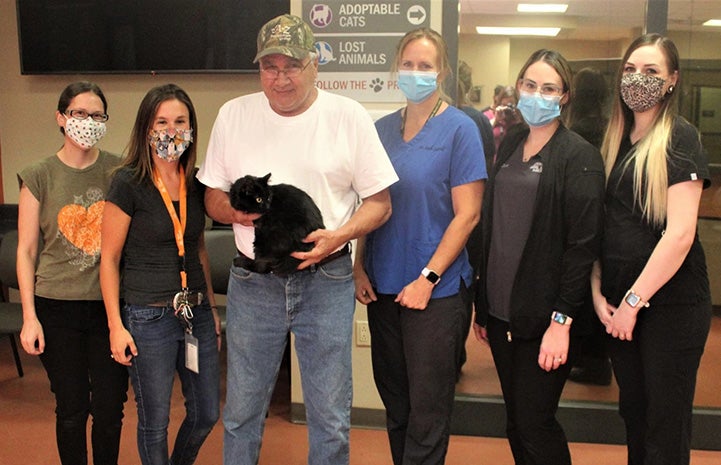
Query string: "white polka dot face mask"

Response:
xmin=64 ymin=115 xmax=107 ymax=149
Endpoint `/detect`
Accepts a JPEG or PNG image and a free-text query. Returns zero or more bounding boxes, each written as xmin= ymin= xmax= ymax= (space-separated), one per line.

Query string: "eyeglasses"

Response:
xmin=66 ymin=109 xmax=109 ymax=122
xmin=259 ymin=59 xmax=312 ymax=80
xmin=518 ymin=78 xmax=563 ymax=97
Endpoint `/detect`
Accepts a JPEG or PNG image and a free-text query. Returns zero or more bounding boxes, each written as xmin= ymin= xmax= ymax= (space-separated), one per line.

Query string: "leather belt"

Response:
xmin=233 ymin=243 xmax=351 ymax=274
xmin=148 ymin=291 xmax=204 ymax=308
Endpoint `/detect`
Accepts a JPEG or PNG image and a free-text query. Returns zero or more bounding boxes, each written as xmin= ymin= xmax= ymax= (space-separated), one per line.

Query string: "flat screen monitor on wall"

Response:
xmin=16 ymin=0 xmax=290 ymax=74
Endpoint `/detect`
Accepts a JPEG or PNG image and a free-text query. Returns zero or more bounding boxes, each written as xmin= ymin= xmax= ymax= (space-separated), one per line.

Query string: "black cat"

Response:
xmin=229 ymin=173 xmax=324 ymax=275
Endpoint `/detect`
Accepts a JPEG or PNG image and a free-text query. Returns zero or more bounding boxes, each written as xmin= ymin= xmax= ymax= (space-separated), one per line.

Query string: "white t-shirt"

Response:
xmin=197 ymin=89 xmax=398 ymax=257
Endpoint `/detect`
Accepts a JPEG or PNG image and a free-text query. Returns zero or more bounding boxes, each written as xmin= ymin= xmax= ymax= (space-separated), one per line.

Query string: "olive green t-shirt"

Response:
xmin=18 ymin=151 xmax=121 ymax=300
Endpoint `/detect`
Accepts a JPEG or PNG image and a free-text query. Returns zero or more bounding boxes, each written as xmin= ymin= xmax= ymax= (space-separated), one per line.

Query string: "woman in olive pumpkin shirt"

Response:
xmin=17 ymin=81 xmax=128 ymax=465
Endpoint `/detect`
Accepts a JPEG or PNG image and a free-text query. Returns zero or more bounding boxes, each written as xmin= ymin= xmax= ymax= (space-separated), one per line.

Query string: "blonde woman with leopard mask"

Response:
xmin=592 ymin=34 xmax=712 ymax=465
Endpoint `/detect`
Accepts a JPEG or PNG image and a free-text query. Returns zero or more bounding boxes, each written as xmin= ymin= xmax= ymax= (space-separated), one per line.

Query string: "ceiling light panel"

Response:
xmin=517 ymin=3 xmax=569 ymax=13
xmin=476 ymin=26 xmax=561 ymax=36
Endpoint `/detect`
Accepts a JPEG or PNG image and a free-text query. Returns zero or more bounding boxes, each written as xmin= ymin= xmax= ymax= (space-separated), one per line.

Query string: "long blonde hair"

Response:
xmin=600 ymin=34 xmax=680 ymax=227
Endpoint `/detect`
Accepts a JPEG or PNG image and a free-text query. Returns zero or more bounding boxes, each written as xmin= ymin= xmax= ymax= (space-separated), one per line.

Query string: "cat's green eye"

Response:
xmin=255 ymin=197 xmax=262 ymax=203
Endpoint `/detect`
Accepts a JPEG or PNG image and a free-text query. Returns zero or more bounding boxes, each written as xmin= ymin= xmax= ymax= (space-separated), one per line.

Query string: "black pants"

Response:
xmin=573 ymin=296 xmax=609 ymax=362
xmin=36 ymin=297 xmax=129 ymax=465
xmin=607 ymin=300 xmax=711 ymax=465
xmin=368 ymin=287 xmax=468 ymax=465
xmin=487 ymin=316 xmax=575 ymax=465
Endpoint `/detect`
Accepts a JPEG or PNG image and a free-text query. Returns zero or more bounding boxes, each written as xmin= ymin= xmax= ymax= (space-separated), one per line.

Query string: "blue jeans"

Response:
xmin=123 ymin=302 xmax=220 ymax=465
xmin=223 ymin=254 xmax=354 ymax=465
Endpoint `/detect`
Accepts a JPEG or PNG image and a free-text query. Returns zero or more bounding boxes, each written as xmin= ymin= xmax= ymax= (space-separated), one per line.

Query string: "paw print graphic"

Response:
xmin=370 ymin=78 xmax=384 ymax=93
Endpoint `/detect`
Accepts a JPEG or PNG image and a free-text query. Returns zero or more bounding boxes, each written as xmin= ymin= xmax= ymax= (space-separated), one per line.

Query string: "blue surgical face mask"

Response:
xmin=397 ymin=70 xmax=438 ymax=103
xmin=517 ymin=91 xmax=562 ymax=127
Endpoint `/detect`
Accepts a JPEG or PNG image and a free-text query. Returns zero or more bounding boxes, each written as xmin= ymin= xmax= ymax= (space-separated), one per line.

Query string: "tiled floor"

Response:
xmin=1 ymin=333 xmax=720 ymax=464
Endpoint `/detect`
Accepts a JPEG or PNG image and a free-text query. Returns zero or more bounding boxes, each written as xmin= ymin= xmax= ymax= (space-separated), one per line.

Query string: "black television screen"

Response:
xmin=16 ymin=0 xmax=290 ymax=74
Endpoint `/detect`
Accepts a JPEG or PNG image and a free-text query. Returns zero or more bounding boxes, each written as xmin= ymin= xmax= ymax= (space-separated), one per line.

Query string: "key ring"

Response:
xmin=173 ymin=290 xmax=194 ymax=333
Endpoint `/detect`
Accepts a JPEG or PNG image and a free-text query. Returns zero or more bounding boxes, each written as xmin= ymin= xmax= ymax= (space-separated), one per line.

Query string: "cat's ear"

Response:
xmin=262 ymin=173 xmax=272 ymax=183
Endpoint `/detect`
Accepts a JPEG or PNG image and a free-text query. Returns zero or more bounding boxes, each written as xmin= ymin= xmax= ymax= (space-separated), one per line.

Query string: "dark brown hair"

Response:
xmin=56 ymin=81 xmax=107 ymax=135
xmin=120 ymin=84 xmax=198 ymax=185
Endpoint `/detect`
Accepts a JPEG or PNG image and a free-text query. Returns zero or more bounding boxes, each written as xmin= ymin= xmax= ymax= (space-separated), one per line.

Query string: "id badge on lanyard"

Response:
xmin=154 ymin=166 xmax=199 ymax=373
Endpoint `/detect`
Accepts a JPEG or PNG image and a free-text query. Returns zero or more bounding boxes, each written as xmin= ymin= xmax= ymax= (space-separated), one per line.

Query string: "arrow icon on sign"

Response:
xmin=407 ymin=6 xmax=427 ymax=25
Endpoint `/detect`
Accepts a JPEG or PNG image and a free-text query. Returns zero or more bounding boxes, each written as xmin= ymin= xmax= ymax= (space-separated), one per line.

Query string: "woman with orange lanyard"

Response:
xmin=100 ymin=84 xmax=220 ymax=465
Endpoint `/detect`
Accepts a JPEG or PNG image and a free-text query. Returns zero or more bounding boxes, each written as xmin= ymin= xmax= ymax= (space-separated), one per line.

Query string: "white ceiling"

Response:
xmin=458 ymin=0 xmax=721 ymax=40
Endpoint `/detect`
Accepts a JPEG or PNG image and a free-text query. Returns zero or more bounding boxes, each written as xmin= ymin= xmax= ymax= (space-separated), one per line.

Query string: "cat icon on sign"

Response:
xmin=310 ymin=4 xmax=333 ymax=28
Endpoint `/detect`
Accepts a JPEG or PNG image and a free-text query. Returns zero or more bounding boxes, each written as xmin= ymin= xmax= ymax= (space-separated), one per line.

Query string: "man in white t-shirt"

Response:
xmin=197 ymin=14 xmax=397 ymax=465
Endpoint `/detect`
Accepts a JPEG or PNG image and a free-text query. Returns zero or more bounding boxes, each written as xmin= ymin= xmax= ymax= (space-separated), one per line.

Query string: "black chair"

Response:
xmin=204 ymin=228 xmax=237 ymax=331
xmin=0 ymin=204 xmax=18 ymax=241
xmin=0 ymin=230 xmax=24 ymax=377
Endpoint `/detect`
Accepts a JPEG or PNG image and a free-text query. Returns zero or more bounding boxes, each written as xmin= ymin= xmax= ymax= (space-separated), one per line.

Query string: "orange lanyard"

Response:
xmin=152 ymin=165 xmax=188 ymax=289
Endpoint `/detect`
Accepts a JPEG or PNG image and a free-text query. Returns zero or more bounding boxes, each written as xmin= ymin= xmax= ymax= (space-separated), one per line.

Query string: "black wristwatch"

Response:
xmin=421 ymin=267 xmax=441 ymax=285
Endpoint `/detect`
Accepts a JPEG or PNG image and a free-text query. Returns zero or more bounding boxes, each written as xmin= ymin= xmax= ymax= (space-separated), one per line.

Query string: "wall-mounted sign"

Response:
xmin=301 ymin=1 xmax=434 ymax=102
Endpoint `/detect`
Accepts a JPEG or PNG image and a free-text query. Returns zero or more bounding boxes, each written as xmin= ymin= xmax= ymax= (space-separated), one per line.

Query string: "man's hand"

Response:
xmin=231 ymin=209 xmax=262 ymax=227
xmin=291 ymin=229 xmax=344 ymax=269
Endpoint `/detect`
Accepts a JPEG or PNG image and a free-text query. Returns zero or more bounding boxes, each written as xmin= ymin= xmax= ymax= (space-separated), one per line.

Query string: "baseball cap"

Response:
xmin=254 ymin=14 xmax=316 ymax=63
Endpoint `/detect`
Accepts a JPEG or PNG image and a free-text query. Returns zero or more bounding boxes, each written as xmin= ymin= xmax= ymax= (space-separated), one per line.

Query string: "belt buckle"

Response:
xmin=191 ymin=291 xmax=203 ymax=306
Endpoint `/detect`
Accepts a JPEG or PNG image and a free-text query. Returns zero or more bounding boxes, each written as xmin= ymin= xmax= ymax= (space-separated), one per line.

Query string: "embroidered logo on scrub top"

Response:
xmin=529 ymin=162 xmax=543 ymax=173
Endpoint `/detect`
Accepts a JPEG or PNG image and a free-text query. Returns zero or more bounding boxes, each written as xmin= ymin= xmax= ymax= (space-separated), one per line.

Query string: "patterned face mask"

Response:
xmin=148 ymin=128 xmax=193 ymax=162
xmin=65 ymin=115 xmax=107 ymax=149
xmin=620 ymin=73 xmax=667 ymax=113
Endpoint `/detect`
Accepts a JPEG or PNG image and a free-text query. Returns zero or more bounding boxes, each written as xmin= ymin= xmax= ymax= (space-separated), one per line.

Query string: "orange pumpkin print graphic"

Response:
xmin=56 ymin=187 xmax=105 ymax=269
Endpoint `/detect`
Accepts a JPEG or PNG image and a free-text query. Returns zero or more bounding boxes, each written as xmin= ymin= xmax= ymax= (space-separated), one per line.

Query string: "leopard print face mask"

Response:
xmin=620 ymin=73 xmax=667 ymax=113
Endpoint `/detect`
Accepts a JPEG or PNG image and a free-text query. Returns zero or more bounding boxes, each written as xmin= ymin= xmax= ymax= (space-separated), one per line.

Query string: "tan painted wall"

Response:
xmin=4 ymin=0 xmax=720 ymax=416
xmin=0 ymin=0 xmax=382 ymax=411
xmin=0 ymin=2 xmax=261 ymax=203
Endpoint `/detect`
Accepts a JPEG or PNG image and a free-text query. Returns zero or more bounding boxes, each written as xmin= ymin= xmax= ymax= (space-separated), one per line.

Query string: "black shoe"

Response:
xmin=568 ymin=359 xmax=612 ymax=386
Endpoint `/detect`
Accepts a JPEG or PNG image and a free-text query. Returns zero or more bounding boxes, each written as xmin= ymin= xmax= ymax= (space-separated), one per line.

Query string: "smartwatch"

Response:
xmin=421 ymin=267 xmax=441 ymax=285
xmin=551 ymin=311 xmax=573 ymax=326
xmin=623 ymin=289 xmax=650 ymax=309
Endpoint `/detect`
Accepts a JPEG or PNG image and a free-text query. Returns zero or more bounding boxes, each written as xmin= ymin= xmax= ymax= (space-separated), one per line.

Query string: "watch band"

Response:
xmin=421 ymin=267 xmax=441 ymax=285
xmin=624 ymin=289 xmax=650 ymax=308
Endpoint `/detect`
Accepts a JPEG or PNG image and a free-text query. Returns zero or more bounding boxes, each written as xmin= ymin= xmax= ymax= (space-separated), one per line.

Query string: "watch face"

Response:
xmin=422 ymin=268 xmax=440 ymax=284
xmin=625 ymin=293 xmax=641 ymax=307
